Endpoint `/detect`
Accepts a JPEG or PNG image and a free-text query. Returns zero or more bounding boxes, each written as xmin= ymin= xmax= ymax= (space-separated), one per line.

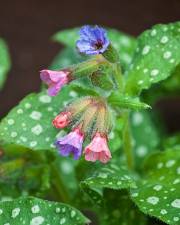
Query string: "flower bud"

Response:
xmin=52 ymin=112 xmax=71 ymax=129
xmin=102 ymin=43 xmax=120 ymax=63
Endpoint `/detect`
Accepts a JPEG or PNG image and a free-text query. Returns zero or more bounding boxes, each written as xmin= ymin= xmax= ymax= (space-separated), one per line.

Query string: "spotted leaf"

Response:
xmin=102 ymin=190 xmax=147 ymax=225
xmin=81 ymin=161 xmax=136 ymax=190
xmin=130 ymin=149 xmax=180 ymax=225
xmin=0 ymin=87 xmax=78 ymax=150
xmin=0 ymin=197 xmax=89 ymax=225
xmin=130 ymin=110 xmax=161 ymax=170
xmin=0 ymin=38 xmax=11 ymax=89
xmin=125 ymin=22 xmax=180 ymax=95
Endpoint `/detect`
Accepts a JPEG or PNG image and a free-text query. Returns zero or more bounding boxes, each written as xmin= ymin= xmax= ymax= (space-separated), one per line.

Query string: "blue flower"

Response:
xmin=76 ymin=25 xmax=110 ymax=55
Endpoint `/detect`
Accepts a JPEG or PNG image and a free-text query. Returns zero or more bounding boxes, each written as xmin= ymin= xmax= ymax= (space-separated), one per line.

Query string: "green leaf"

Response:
xmin=0 ymin=150 xmax=52 ymax=199
xmin=125 ymin=22 xmax=180 ymax=96
xmin=0 ymin=197 xmax=89 ymax=225
xmin=130 ymin=110 xmax=161 ymax=169
xmin=52 ymin=27 xmax=137 ymax=70
xmin=130 ymin=149 xmax=180 ymax=225
xmin=108 ymin=93 xmax=151 ymax=110
xmin=81 ymin=161 xmax=136 ymax=190
xmin=0 ymin=87 xmax=77 ymax=150
xmin=103 ymin=190 xmax=147 ymax=225
xmin=0 ymin=38 xmax=11 ymax=89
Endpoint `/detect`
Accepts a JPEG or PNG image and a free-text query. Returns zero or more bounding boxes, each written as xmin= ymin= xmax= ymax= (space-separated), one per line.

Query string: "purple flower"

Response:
xmin=55 ymin=128 xmax=84 ymax=160
xmin=76 ymin=25 xmax=110 ymax=55
xmin=40 ymin=69 xmax=70 ymax=96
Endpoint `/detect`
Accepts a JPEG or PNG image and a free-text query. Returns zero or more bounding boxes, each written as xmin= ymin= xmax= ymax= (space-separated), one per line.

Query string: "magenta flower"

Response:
xmin=84 ymin=133 xmax=111 ymax=163
xmin=55 ymin=128 xmax=84 ymax=160
xmin=40 ymin=70 xmax=70 ymax=96
xmin=76 ymin=25 xmax=110 ymax=55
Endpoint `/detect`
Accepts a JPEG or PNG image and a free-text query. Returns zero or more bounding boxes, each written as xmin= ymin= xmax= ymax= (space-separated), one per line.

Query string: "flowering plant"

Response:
xmin=0 ymin=22 xmax=179 ymax=225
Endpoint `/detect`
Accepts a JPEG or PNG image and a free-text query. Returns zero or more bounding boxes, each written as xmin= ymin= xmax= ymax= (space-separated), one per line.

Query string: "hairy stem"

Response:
xmin=113 ymin=62 xmax=124 ymax=92
xmin=122 ymin=111 xmax=134 ymax=170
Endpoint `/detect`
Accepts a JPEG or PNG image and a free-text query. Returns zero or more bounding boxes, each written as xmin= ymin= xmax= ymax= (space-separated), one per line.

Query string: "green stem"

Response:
xmin=51 ymin=162 xmax=70 ymax=203
xmin=113 ymin=62 xmax=124 ymax=92
xmin=122 ymin=111 xmax=134 ymax=170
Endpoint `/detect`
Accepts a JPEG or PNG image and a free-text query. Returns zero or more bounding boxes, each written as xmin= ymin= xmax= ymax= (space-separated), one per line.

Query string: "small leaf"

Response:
xmin=108 ymin=93 xmax=150 ymax=110
xmin=130 ymin=149 xmax=180 ymax=225
xmin=52 ymin=27 xmax=137 ymax=70
xmin=0 ymin=197 xmax=89 ymax=224
xmin=0 ymin=38 xmax=11 ymax=89
xmin=125 ymin=22 xmax=180 ymax=95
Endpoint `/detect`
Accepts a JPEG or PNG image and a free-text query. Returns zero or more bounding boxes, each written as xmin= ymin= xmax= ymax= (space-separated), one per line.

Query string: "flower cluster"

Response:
xmin=53 ymin=97 xmax=112 ymax=163
xmin=40 ymin=25 xmax=114 ymax=163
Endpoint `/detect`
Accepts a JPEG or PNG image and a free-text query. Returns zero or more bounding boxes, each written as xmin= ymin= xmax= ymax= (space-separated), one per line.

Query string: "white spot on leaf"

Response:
xmin=8 ymin=119 xmax=14 ymax=125
xmin=153 ymin=185 xmax=162 ymax=191
xmin=150 ymin=69 xmax=159 ymax=77
xmin=31 ymin=125 xmax=43 ymax=135
xmin=142 ymin=45 xmax=151 ymax=55
xmin=31 ymin=205 xmax=40 ymax=213
xmin=39 ymin=95 xmax=51 ymax=103
xmin=60 ymin=218 xmax=66 ymax=224
xmin=171 ymin=199 xmax=180 ymax=208
xmin=30 ymin=111 xmax=42 ymax=120
xmin=166 ymin=160 xmax=175 ymax=168
xmin=147 ymin=196 xmax=159 ymax=205
xmin=11 ymin=207 xmax=20 ymax=218
xmin=30 ymin=216 xmax=44 ymax=225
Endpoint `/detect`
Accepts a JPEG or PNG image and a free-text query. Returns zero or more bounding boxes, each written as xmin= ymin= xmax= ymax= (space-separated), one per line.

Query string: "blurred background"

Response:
xmin=0 ymin=0 xmax=180 ymax=131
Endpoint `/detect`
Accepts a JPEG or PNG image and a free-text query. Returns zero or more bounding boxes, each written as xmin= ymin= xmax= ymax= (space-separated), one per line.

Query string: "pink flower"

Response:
xmin=55 ymin=128 xmax=84 ymax=160
xmin=84 ymin=133 xmax=111 ymax=163
xmin=40 ymin=69 xmax=70 ymax=96
xmin=52 ymin=112 xmax=71 ymax=129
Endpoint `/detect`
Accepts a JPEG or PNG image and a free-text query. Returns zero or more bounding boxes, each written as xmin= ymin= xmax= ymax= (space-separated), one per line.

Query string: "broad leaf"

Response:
xmin=80 ymin=160 xmax=136 ymax=208
xmin=125 ymin=22 xmax=180 ymax=95
xmin=0 ymin=197 xmax=89 ymax=225
xmin=103 ymin=190 xmax=147 ymax=225
xmin=0 ymin=150 xmax=51 ymax=200
xmin=130 ymin=110 xmax=161 ymax=169
xmin=81 ymin=161 xmax=136 ymax=190
xmin=52 ymin=27 xmax=137 ymax=70
xmin=0 ymin=87 xmax=77 ymax=150
xmin=131 ymin=149 xmax=180 ymax=225
xmin=0 ymin=38 xmax=11 ymax=89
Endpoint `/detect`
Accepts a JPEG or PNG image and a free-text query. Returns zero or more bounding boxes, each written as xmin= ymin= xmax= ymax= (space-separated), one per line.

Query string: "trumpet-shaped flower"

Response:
xmin=40 ymin=69 xmax=70 ymax=96
xmin=55 ymin=128 xmax=84 ymax=160
xmin=76 ymin=25 xmax=110 ymax=55
xmin=84 ymin=132 xmax=111 ymax=163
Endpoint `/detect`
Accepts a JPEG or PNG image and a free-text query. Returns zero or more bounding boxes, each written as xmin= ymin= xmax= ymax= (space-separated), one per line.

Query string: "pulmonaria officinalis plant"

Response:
xmin=0 ymin=22 xmax=180 ymax=225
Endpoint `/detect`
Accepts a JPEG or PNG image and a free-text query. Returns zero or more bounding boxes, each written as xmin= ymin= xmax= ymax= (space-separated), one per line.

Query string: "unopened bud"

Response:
xmin=102 ymin=43 xmax=120 ymax=63
xmin=52 ymin=112 xmax=71 ymax=128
